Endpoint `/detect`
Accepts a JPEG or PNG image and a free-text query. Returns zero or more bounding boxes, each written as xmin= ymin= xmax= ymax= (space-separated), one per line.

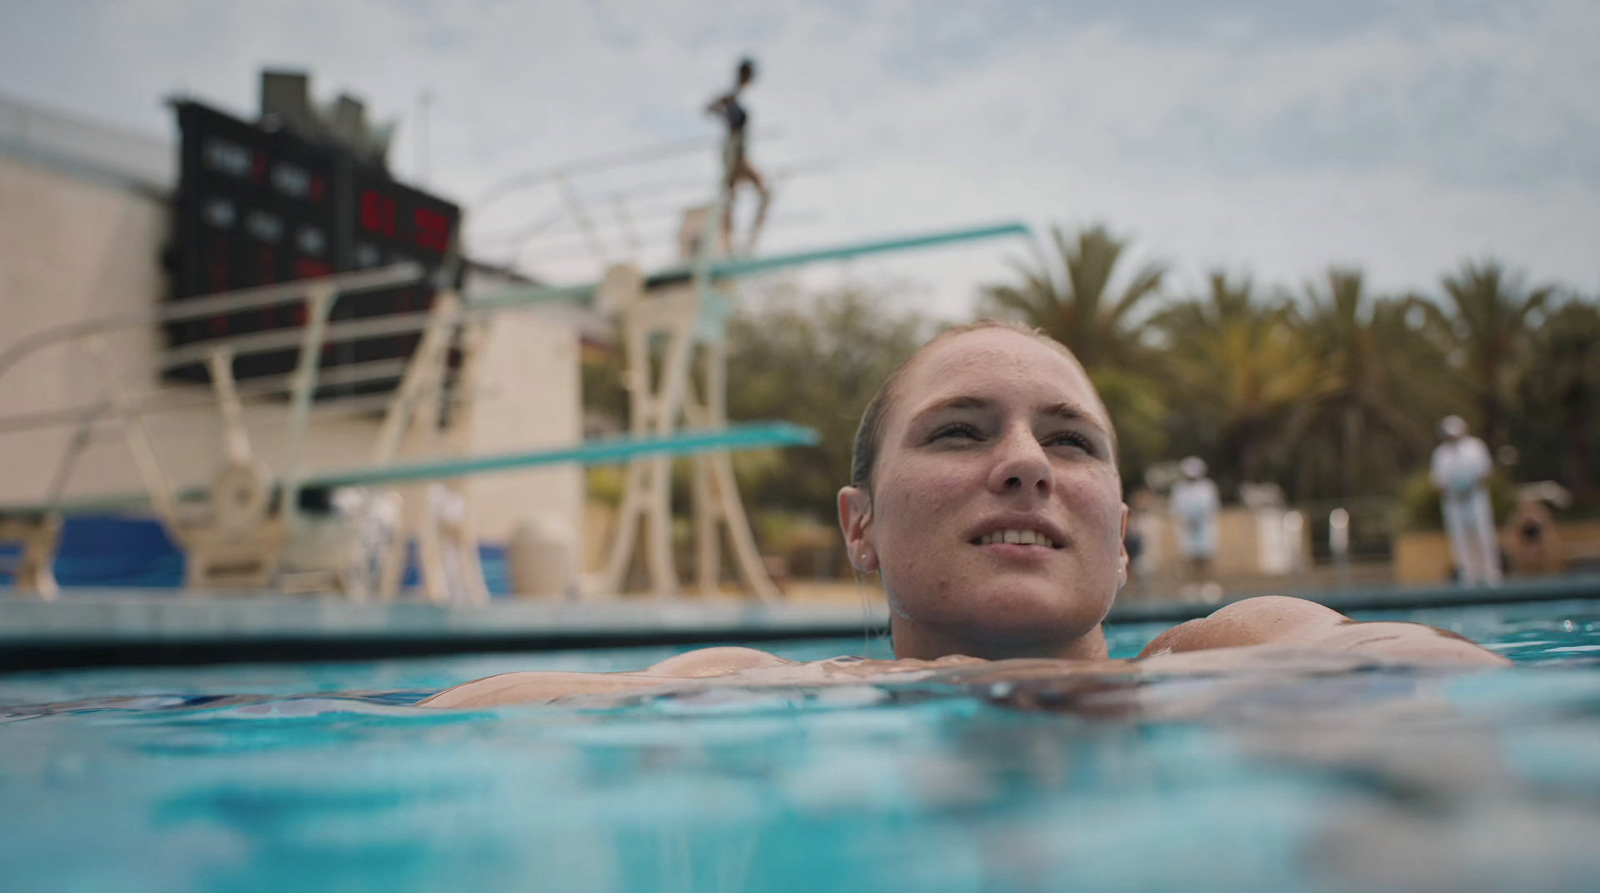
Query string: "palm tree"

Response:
xmin=977 ymin=223 xmax=1170 ymax=479
xmin=1153 ymin=272 xmax=1316 ymax=490
xmin=1281 ymin=268 xmax=1454 ymax=500
xmin=978 ymin=223 xmax=1167 ymax=369
xmin=1513 ymin=298 xmax=1600 ymax=503
xmin=1421 ymin=260 xmax=1554 ymax=447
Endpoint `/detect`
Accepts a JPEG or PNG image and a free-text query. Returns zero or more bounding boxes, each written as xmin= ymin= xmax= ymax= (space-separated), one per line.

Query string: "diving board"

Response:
xmin=310 ymin=421 xmax=817 ymax=488
xmin=0 ymin=422 xmax=817 ymax=517
xmin=462 ymin=221 xmax=1034 ymax=309
xmin=642 ymin=221 xmax=1031 ymax=286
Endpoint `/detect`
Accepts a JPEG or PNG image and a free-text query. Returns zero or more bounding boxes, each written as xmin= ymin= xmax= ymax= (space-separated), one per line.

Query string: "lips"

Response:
xmin=976 ymin=528 xmax=1057 ymax=548
xmin=967 ymin=516 xmax=1068 ymax=550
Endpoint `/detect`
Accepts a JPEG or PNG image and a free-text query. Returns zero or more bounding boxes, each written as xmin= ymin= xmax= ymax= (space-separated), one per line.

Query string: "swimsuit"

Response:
xmin=720 ymin=94 xmax=749 ymax=186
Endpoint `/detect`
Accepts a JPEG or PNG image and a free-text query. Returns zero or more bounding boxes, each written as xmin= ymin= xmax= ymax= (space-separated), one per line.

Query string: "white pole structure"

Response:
xmin=596 ymin=189 xmax=783 ymax=601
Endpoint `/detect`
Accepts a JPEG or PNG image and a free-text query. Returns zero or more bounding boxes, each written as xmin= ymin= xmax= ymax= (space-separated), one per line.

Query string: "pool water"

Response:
xmin=3 ymin=599 xmax=1600 ymax=893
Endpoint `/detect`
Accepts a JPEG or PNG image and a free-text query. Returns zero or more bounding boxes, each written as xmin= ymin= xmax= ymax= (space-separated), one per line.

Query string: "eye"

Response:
xmin=1043 ymin=430 xmax=1098 ymax=454
xmin=929 ymin=421 xmax=983 ymax=442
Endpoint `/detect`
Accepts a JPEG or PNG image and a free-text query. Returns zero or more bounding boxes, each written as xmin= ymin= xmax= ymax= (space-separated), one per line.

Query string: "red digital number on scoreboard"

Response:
xmin=415 ymin=208 xmax=452 ymax=253
xmin=360 ymin=189 xmax=397 ymax=237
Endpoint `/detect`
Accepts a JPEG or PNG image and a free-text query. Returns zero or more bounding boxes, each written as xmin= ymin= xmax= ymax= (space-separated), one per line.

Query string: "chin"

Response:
xmin=937 ymin=582 xmax=1111 ymax=652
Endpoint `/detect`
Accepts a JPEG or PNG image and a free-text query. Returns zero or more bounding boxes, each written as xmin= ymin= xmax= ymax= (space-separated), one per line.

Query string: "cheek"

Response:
xmin=1059 ymin=475 xmax=1125 ymax=544
xmin=872 ymin=460 xmax=970 ymax=543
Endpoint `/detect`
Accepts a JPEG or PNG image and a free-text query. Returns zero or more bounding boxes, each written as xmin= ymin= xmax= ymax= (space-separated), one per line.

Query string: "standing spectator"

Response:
xmin=1430 ymin=416 xmax=1502 ymax=585
xmin=1170 ymin=457 xmax=1221 ymax=599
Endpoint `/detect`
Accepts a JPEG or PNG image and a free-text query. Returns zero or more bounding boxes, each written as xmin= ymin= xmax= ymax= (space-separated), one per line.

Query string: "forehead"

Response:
xmin=892 ymin=329 xmax=1108 ymax=425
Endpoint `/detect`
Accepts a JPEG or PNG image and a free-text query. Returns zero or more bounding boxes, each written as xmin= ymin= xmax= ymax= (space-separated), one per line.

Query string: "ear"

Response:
xmin=837 ymin=485 xmax=878 ymax=572
xmin=1117 ymin=502 xmax=1131 ymax=589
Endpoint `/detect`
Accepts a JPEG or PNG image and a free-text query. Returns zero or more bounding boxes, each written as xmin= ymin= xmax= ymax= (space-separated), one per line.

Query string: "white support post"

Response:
xmin=373 ymin=291 xmax=461 ymax=465
xmin=373 ymin=294 xmax=457 ymax=601
xmin=596 ymin=187 xmax=787 ymax=601
xmin=205 ymin=347 xmax=254 ymax=466
xmin=0 ymin=514 xmax=60 ymax=600
xmin=436 ymin=313 xmax=491 ymax=605
xmin=692 ymin=450 xmax=720 ymax=596
xmin=42 ymin=403 xmax=108 ymax=512
xmin=689 ymin=334 xmax=781 ymax=602
xmin=280 ymin=284 xmax=336 ymax=522
xmin=83 ymin=335 xmax=178 ymax=527
xmin=370 ymin=290 xmax=491 ymax=605
xmin=706 ymin=447 xmax=780 ymax=602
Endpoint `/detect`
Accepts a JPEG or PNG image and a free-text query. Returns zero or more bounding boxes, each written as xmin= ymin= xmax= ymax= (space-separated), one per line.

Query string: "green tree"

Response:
xmin=977 ymin=223 xmax=1170 ymax=482
xmin=1512 ymin=297 xmax=1600 ymax=504
xmin=1421 ymin=260 xmax=1554 ymax=447
xmin=1153 ymin=272 xmax=1315 ymax=492
xmin=724 ymin=282 xmax=929 ymax=520
xmin=1281 ymin=268 xmax=1453 ymax=500
xmin=977 ymin=223 xmax=1167 ymax=368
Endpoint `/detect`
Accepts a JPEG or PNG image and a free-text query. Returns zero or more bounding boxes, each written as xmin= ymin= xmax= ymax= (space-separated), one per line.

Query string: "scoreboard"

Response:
xmin=169 ymin=101 xmax=461 ymax=392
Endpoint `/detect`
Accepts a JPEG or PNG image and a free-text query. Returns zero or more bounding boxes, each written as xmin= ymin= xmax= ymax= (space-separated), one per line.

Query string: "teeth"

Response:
xmin=979 ymin=529 xmax=1055 ymax=548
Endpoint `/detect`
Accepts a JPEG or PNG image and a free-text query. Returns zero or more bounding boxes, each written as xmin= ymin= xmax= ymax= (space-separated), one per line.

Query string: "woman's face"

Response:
xmin=844 ymin=329 xmax=1127 ymax=656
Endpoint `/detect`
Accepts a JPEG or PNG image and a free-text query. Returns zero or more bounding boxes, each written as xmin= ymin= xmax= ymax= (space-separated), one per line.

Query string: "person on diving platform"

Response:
xmin=705 ymin=57 xmax=771 ymax=255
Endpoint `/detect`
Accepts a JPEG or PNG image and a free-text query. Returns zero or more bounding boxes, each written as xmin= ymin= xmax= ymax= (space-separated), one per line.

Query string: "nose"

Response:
xmin=986 ymin=425 xmax=1053 ymax=498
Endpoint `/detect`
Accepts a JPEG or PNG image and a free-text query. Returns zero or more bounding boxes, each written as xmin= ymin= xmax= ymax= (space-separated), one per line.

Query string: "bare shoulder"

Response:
xmin=642 ymin=646 xmax=796 ymax=677
xmin=1139 ymin=596 xmax=1342 ymax=656
xmin=419 ymin=646 xmax=795 ymax=708
xmin=1139 ymin=595 xmax=1508 ymax=667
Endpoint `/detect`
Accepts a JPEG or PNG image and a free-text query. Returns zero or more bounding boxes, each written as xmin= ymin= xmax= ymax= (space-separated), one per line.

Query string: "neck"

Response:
xmin=890 ymin=616 xmax=1110 ymax=662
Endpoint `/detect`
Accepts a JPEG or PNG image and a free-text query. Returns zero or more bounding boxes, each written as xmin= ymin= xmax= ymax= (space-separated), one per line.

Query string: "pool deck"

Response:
xmin=2 ymin=574 xmax=1598 ymax=670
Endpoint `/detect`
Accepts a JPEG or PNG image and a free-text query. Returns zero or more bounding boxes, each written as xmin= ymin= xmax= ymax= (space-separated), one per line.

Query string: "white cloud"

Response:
xmin=1 ymin=0 xmax=1596 ymax=317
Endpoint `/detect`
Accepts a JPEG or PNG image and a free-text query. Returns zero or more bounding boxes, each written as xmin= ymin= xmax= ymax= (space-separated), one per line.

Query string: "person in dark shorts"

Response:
xmin=705 ymin=57 xmax=770 ymax=254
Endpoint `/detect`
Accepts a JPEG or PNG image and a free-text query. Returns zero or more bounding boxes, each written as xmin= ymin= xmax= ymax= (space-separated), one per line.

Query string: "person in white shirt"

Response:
xmin=1430 ymin=416 xmax=1502 ymax=585
xmin=1169 ymin=457 xmax=1220 ymax=594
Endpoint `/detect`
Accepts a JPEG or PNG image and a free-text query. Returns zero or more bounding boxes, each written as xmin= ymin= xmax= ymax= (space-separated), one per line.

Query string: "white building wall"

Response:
xmin=0 ymin=152 xmax=384 ymax=504
xmin=461 ymin=309 xmax=584 ymax=550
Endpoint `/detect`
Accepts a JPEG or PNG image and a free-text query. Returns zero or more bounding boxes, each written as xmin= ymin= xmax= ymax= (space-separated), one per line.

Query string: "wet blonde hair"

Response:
xmin=848 ymin=320 xmax=1115 ymax=492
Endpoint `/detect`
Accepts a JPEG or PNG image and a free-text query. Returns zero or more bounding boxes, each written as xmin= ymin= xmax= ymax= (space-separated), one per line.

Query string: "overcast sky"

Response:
xmin=4 ymin=0 xmax=1598 ymax=317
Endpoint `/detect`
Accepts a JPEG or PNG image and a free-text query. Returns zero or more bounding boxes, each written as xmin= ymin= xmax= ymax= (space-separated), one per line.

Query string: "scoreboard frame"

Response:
xmin=168 ymin=100 xmax=462 ymax=393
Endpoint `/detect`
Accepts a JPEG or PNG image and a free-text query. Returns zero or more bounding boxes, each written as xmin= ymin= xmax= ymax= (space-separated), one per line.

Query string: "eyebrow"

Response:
xmin=911 ymin=396 xmax=1104 ymax=430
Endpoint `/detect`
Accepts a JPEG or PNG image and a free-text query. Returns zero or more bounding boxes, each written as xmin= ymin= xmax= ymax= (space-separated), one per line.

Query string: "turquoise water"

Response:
xmin=3 ymin=599 xmax=1600 ymax=893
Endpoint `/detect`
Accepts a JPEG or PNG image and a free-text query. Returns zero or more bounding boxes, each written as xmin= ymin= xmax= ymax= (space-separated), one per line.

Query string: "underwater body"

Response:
xmin=4 ymin=598 xmax=1600 ymax=893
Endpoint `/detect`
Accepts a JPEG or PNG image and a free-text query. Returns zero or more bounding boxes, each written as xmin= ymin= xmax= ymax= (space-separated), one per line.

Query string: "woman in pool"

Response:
xmin=423 ymin=321 xmax=1504 ymax=707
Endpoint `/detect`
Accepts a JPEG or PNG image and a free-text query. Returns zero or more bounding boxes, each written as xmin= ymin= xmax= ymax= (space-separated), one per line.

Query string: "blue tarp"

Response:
xmin=0 ymin=516 xmax=513 ymax=596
